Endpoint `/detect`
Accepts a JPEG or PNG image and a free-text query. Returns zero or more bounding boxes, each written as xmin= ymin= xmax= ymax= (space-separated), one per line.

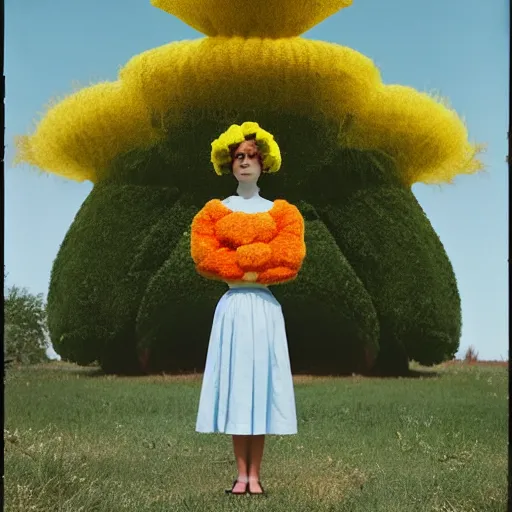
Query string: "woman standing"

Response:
xmin=191 ymin=122 xmax=306 ymax=496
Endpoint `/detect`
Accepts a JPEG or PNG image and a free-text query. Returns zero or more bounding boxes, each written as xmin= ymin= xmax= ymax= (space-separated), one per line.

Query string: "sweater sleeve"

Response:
xmin=258 ymin=200 xmax=306 ymax=283
xmin=268 ymin=200 xmax=306 ymax=270
xmin=190 ymin=200 xmax=245 ymax=281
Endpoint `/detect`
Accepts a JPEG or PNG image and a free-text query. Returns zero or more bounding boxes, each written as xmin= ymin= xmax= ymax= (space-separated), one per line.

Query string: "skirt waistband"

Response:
xmin=224 ymin=286 xmax=273 ymax=296
xmin=228 ymin=282 xmax=269 ymax=290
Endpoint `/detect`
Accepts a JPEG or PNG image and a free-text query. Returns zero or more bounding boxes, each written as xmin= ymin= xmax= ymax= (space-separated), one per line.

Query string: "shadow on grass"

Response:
xmin=39 ymin=361 xmax=441 ymax=379
xmin=293 ymin=368 xmax=440 ymax=379
xmin=391 ymin=368 xmax=440 ymax=379
xmin=49 ymin=363 xmax=204 ymax=380
xmin=36 ymin=361 xmax=105 ymax=377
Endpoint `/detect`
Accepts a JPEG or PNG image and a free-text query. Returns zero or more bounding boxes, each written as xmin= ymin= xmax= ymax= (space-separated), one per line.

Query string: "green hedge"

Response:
xmin=47 ymin=184 xmax=179 ymax=372
xmin=309 ymin=149 xmax=461 ymax=372
xmin=107 ymin=109 xmax=340 ymax=202
xmin=47 ymin=111 xmax=461 ymax=375
xmin=272 ymin=201 xmax=380 ymax=374
xmin=134 ymin=200 xmax=380 ymax=374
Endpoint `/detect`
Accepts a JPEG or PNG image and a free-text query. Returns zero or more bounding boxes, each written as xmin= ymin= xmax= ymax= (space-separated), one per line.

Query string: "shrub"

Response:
xmin=47 ymin=183 xmax=179 ymax=372
xmin=45 ymin=126 xmax=461 ymax=375
xmin=4 ymin=286 xmax=49 ymax=364
xmin=464 ymin=346 xmax=479 ymax=363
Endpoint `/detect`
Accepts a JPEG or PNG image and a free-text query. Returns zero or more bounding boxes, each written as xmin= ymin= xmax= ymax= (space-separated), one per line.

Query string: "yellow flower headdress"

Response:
xmin=210 ymin=122 xmax=282 ymax=176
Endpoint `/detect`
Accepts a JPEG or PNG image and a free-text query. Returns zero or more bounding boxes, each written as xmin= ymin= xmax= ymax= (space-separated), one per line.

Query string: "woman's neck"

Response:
xmin=236 ymin=182 xmax=260 ymax=199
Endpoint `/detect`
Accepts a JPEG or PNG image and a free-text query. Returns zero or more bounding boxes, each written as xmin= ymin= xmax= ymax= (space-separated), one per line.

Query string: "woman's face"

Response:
xmin=232 ymin=140 xmax=262 ymax=184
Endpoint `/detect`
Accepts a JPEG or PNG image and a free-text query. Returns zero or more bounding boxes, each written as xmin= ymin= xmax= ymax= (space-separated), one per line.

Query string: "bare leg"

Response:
xmin=231 ymin=435 xmax=250 ymax=493
xmin=248 ymin=435 xmax=265 ymax=493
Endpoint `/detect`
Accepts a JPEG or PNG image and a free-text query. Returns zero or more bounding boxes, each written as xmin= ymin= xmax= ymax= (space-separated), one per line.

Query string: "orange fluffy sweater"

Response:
xmin=190 ymin=199 xmax=306 ymax=285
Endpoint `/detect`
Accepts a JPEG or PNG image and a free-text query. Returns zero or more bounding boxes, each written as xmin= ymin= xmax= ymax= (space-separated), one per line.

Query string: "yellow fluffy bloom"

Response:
xmin=120 ymin=38 xmax=379 ymax=126
xmin=14 ymin=81 xmax=162 ymax=182
xmin=123 ymin=36 xmax=483 ymax=184
xmin=14 ymin=3 xmax=483 ymax=186
xmin=211 ymin=122 xmax=281 ymax=175
xmin=340 ymin=85 xmax=483 ymax=185
xmin=151 ymin=0 xmax=352 ymax=37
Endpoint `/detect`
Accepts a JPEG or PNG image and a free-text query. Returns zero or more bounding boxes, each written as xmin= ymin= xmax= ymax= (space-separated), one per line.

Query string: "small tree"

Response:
xmin=464 ymin=345 xmax=479 ymax=364
xmin=4 ymin=285 xmax=49 ymax=364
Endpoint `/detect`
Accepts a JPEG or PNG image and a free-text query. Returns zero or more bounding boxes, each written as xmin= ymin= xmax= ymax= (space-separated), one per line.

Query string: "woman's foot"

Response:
xmin=226 ymin=476 xmax=248 ymax=495
xmin=248 ymin=476 xmax=265 ymax=495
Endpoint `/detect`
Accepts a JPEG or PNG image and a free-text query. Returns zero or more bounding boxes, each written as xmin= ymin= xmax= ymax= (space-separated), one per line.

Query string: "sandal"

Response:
xmin=248 ymin=477 xmax=266 ymax=496
xmin=225 ymin=476 xmax=248 ymax=495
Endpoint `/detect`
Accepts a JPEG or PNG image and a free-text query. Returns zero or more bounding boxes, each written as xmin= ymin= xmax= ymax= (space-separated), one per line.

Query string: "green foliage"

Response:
xmin=134 ymin=202 xmax=381 ymax=374
xmin=4 ymin=285 xmax=49 ymax=364
xmin=47 ymin=113 xmax=461 ymax=374
xmin=309 ymin=149 xmax=460 ymax=372
xmin=272 ymin=201 xmax=380 ymax=374
xmin=108 ymin=109 xmax=341 ymax=201
xmin=136 ymin=231 xmax=225 ymax=372
xmin=47 ymin=183 xmax=179 ymax=370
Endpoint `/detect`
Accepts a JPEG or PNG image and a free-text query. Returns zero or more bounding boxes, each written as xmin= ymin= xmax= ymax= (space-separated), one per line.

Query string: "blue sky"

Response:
xmin=5 ymin=0 xmax=509 ymax=361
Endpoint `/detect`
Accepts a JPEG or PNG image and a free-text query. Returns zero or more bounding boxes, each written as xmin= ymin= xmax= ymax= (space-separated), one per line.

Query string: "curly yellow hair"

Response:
xmin=210 ymin=122 xmax=282 ymax=176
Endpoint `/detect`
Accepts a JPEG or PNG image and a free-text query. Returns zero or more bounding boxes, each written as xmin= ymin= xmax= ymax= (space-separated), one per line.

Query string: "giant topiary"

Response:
xmin=15 ymin=0 xmax=482 ymax=375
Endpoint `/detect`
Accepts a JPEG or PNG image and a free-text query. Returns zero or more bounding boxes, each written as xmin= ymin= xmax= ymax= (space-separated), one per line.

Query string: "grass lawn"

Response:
xmin=4 ymin=361 xmax=508 ymax=511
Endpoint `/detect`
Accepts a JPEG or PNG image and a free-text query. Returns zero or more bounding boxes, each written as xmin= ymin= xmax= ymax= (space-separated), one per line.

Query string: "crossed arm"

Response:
xmin=190 ymin=199 xmax=306 ymax=284
xmin=256 ymin=200 xmax=306 ymax=284
xmin=190 ymin=200 xmax=245 ymax=281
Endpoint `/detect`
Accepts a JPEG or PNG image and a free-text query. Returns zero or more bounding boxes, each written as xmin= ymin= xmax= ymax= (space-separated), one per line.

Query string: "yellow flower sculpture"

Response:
xmin=15 ymin=0 xmax=482 ymax=185
xmin=152 ymin=0 xmax=352 ymax=38
xmin=12 ymin=0 xmax=483 ymax=376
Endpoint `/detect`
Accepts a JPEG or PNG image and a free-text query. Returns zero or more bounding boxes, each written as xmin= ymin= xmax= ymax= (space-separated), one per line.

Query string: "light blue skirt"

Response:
xmin=195 ymin=287 xmax=297 ymax=435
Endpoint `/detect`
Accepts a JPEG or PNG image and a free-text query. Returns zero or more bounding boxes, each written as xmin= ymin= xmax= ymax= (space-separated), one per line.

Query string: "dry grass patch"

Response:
xmin=279 ymin=462 xmax=367 ymax=503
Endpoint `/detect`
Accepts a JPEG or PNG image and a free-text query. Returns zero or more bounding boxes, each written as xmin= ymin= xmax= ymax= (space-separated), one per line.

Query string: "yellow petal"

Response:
xmin=151 ymin=0 xmax=352 ymax=37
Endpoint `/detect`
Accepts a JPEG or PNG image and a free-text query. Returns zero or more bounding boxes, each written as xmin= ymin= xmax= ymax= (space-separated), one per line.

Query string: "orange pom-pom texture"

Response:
xmin=191 ymin=199 xmax=306 ymax=285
